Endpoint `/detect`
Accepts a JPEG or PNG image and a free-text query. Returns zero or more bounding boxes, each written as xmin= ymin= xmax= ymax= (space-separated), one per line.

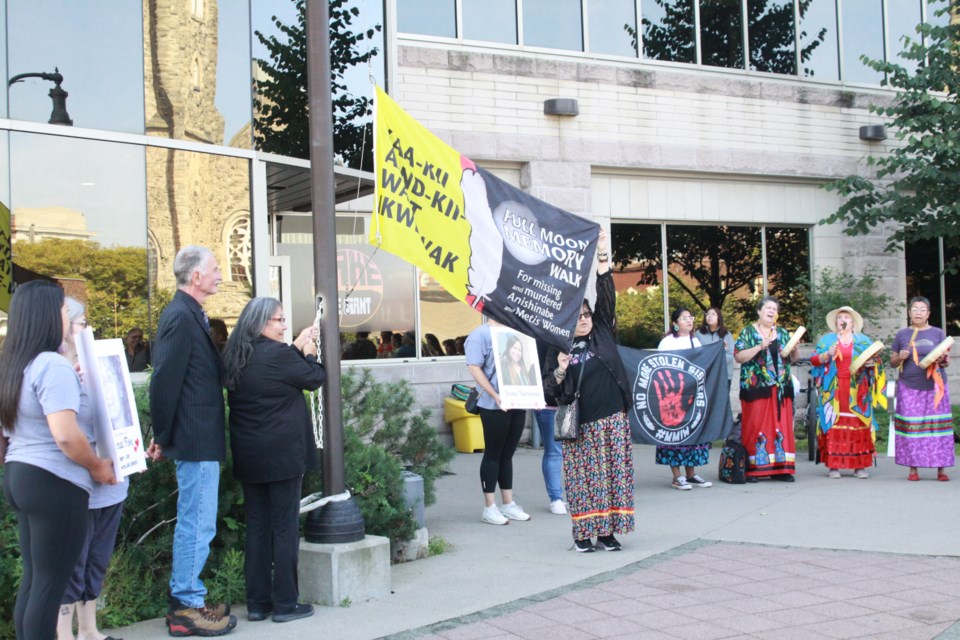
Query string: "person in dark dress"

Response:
xmin=222 ymin=297 xmax=325 ymax=624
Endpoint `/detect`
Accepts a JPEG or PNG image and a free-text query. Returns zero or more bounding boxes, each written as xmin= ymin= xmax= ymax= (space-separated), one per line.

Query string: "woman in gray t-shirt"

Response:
xmin=0 ymin=281 xmax=115 ymax=640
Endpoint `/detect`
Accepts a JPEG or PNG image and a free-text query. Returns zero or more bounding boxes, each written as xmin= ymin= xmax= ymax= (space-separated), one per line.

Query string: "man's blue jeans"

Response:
xmin=170 ymin=460 xmax=220 ymax=608
xmin=535 ymin=409 xmax=563 ymax=502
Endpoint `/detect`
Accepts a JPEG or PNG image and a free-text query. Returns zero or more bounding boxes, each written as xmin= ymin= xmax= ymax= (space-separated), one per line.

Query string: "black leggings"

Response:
xmin=3 ymin=462 xmax=89 ymax=640
xmin=478 ymin=408 xmax=526 ymax=494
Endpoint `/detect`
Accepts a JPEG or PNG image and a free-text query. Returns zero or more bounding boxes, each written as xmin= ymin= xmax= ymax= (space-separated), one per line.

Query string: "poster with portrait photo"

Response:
xmin=75 ymin=330 xmax=147 ymax=480
xmin=490 ymin=326 xmax=545 ymax=410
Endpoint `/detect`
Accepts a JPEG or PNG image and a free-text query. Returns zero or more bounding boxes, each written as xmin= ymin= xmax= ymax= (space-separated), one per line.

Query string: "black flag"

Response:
xmin=618 ymin=341 xmax=734 ymax=446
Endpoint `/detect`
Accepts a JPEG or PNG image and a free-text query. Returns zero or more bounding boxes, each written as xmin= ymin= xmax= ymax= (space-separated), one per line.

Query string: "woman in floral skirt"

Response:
xmin=544 ymin=230 xmax=635 ymax=552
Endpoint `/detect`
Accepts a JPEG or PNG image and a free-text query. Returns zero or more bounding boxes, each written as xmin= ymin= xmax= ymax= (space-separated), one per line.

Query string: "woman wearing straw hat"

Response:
xmin=810 ymin=306 xmax=885 ymax=479
xmin=889 ymin=296 xmax=953 ymax=481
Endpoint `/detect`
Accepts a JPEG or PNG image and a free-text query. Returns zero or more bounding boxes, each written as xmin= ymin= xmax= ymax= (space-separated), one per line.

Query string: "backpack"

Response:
xmin=718 ymin=437 xmax=747 ymax=484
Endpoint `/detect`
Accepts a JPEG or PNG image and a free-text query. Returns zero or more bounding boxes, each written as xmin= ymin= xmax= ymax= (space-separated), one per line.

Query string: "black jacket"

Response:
xmin=227 ymin=337 xmax=326 ymax=484
xmin=542 ymin=270 xmax=631 ymax=412
xmin=149 ymin=290 xmax=226 ymax=461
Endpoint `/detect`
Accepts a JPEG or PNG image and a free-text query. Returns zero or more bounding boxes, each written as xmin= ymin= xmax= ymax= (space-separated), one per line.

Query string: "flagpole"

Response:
xmin=303 ymin=0 xmax=364 ymax=543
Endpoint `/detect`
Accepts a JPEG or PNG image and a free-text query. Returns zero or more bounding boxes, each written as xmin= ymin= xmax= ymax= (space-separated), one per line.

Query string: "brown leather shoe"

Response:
xmin=166 ymin=604 xmax=237 ymax=637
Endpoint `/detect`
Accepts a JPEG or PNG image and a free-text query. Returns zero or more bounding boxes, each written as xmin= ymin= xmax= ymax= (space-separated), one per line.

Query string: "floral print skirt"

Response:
xmin=562 ymin=410 xmax=635 ymax=541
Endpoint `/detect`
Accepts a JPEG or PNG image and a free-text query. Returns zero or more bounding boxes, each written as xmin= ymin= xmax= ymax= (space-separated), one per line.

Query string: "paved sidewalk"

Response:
xmin=111 ymin=445 xmax=960 ymax=640
xmin=406 ymin=541 xmax=960 ymax=640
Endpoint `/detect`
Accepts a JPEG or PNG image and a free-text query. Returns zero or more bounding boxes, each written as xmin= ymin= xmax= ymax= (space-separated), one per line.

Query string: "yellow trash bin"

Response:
xmin=444 ymin=397 xmax=485 ymax=453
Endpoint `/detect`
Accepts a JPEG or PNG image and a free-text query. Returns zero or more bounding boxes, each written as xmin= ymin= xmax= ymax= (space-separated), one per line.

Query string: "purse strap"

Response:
xmin=571 ymin=359 xmax=585 ymax=399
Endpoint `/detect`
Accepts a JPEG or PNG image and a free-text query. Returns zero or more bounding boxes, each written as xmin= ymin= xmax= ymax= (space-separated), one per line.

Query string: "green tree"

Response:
xmin=12 ymin=239 xmax=153 ymax=339
xmin=254 ymin=0 xmax=381 ymax=170
xmin=800 ymin=267 xmax=898 ymax=338
xmin=824 ymin=0 xmax=960 ymax=271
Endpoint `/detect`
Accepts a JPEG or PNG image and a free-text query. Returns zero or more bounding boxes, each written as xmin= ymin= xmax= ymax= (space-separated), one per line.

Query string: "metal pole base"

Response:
xmin=304 ymin=497 xmax=365 ymax=544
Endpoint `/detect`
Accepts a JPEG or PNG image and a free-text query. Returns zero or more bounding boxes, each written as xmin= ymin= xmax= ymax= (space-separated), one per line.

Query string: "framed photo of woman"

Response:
xmin=491 ymin=326 xmax=545 ymax=410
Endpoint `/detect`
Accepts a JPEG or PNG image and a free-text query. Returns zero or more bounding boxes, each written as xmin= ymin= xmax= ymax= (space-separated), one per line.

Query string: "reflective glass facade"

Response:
xmin=397 ymin=0 xmax=934 ymax=84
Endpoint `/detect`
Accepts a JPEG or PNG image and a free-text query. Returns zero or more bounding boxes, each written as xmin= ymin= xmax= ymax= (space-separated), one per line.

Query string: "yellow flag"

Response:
xmin=371 ymin=87 xmax=600 ymax=350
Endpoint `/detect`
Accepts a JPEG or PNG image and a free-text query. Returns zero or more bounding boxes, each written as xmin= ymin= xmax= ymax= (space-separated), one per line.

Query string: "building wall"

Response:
xmin=372 ymin=40 xmax=929 ymax=426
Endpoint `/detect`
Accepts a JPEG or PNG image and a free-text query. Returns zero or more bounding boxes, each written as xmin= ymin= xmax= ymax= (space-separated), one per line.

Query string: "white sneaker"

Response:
xmin=481 ymin=505 xmax=508 ymax=525
xmin=549 ymin=500 xmax=567 ymax=515
xmin=672 ymin=476 xmax=692 ymax=491
xmin=499 ymin=502 xmax=531 ymax=521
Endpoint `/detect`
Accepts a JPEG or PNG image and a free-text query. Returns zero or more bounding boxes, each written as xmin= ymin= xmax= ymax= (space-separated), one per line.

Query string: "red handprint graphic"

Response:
xmin=654 ymin=370 xmax=692 ymax=427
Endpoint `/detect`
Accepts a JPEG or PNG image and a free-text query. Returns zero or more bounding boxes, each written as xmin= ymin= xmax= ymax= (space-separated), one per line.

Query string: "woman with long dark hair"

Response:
xmin=499 ymin=334 xmax=534 ymax=386
xmin=656 ymin=308 xmax=711 ymax=490
xmin=465 ymin=320 xmax=531 ymax=525
xmin=0 ymin=281 xmax=115 ymax=640
xmin=223 ymin=297 xmax=324 ymax=623
xmin=696 ymin=306 xmax=734 ymax=388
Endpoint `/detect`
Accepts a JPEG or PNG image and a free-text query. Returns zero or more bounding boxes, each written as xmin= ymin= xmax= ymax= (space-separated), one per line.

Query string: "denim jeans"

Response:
xmin=535 ymin=409 xmax=563 ymax=501
xmin=170 ymin=460 xmax=220 ymax=608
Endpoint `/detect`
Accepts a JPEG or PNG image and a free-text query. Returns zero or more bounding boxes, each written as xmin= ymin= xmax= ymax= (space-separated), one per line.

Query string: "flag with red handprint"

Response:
xmin=618 ymin=341 xmax=734 ymax=446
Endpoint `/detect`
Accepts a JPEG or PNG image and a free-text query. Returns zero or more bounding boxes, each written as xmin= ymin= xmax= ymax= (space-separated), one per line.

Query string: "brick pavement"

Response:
xmin=402 ymin=541 xmax=960 ymax=640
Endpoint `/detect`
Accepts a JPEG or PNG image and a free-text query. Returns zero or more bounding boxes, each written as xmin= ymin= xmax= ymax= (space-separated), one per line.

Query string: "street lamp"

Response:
xmin=8 ymin=68 xmax=73 ymax=126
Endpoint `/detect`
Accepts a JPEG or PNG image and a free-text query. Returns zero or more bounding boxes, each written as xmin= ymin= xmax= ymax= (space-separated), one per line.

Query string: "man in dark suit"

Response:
xmin=148 ymin=245 xmax=237 ymax=636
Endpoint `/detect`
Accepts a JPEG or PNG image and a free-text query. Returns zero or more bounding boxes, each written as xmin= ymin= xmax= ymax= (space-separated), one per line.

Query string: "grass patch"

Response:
xmin=428 ymin=535 xmax=452 ymax=557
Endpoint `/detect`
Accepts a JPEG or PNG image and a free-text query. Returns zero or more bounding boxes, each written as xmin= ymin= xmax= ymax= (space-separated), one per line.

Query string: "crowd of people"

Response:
xmin=342 ymin=330 xmax=468 ymax=360
xmin=467 ymin=232 xmax=952 ymax=556
xmin=0 ymin=235 xmax=954 ymax=637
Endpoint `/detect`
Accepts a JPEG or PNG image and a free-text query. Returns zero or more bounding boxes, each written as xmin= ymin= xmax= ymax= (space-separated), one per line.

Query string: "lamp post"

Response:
xmin=8 ymin=68 xmax=73 ymax=126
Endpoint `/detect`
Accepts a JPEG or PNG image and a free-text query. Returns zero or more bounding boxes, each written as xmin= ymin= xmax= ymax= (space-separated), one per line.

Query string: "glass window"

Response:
xmin=641 ymin=0 xmax=696 ymax=63
xmin=419 ymin=271 xmax=481 ymax=358
xmin=905 ymin=237 xmax=943 ymax=332
xmin=462 ymin=0 xmax=517 ymax=44
xmin=764 ymin=226 xmax=809 ymax=329
xmin=215 ymin=1 xmax=253 ymax=149
xmin=611 ymin=223 xmax=665 ymax=348
xmin=143 ymin=0 xmax=251 ymax=145
xmin=0 ymin=133 xmax=11 ymax=315
xmin=700 ymin=0 xmax=745 ymax=69
xmin=0 ymin=7 xmax=6 ymax=119
xmin=253 ymin=0 xmax=384 ymax=170
xmin=7 ymin=0 xmax=144 ymax=133
xmin=146 ymin=147 xmax=252 ymax=331
xmin=747 ymin=0 xmax=796 ymax=74
xmin=799 ymin=0 xmax=839 ymax=80
xmin=665 ymin=225 xmax=762 ymax=334
xmin=944 ymin=241 xmax=960 ymax=336
xmin=887 ymin=0 xmax=923 ymax=73
xmin=841 ymin=0 xmax=884 ymax=83
xmin=587 ymin=0 xmax=639 ymax=57
xmin=523 ymin=0 xmax=583 ymax=50
xmin=904 ymin=237 xmax=960 ymax=336
xmin=9 ymin=134 xmax=148 ymax=339
xmin=396 ymin=0 xmax=456 ymax=37
xmin=613 ymin=222 xmax=808 ymax=342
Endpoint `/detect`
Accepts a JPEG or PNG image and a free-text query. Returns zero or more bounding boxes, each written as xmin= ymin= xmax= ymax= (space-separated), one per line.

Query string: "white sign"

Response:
xmin=490 ymin=326 xmax=545 ymax=410
xmin=75 ymin=329 xmax=147 ymax=479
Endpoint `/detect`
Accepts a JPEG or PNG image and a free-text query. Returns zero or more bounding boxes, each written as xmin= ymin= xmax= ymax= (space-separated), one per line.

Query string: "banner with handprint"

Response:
xmin=372 ymin=87 xmax=600 ymax=352
xmin=618 ymin=342 xmax=734 ymax=446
